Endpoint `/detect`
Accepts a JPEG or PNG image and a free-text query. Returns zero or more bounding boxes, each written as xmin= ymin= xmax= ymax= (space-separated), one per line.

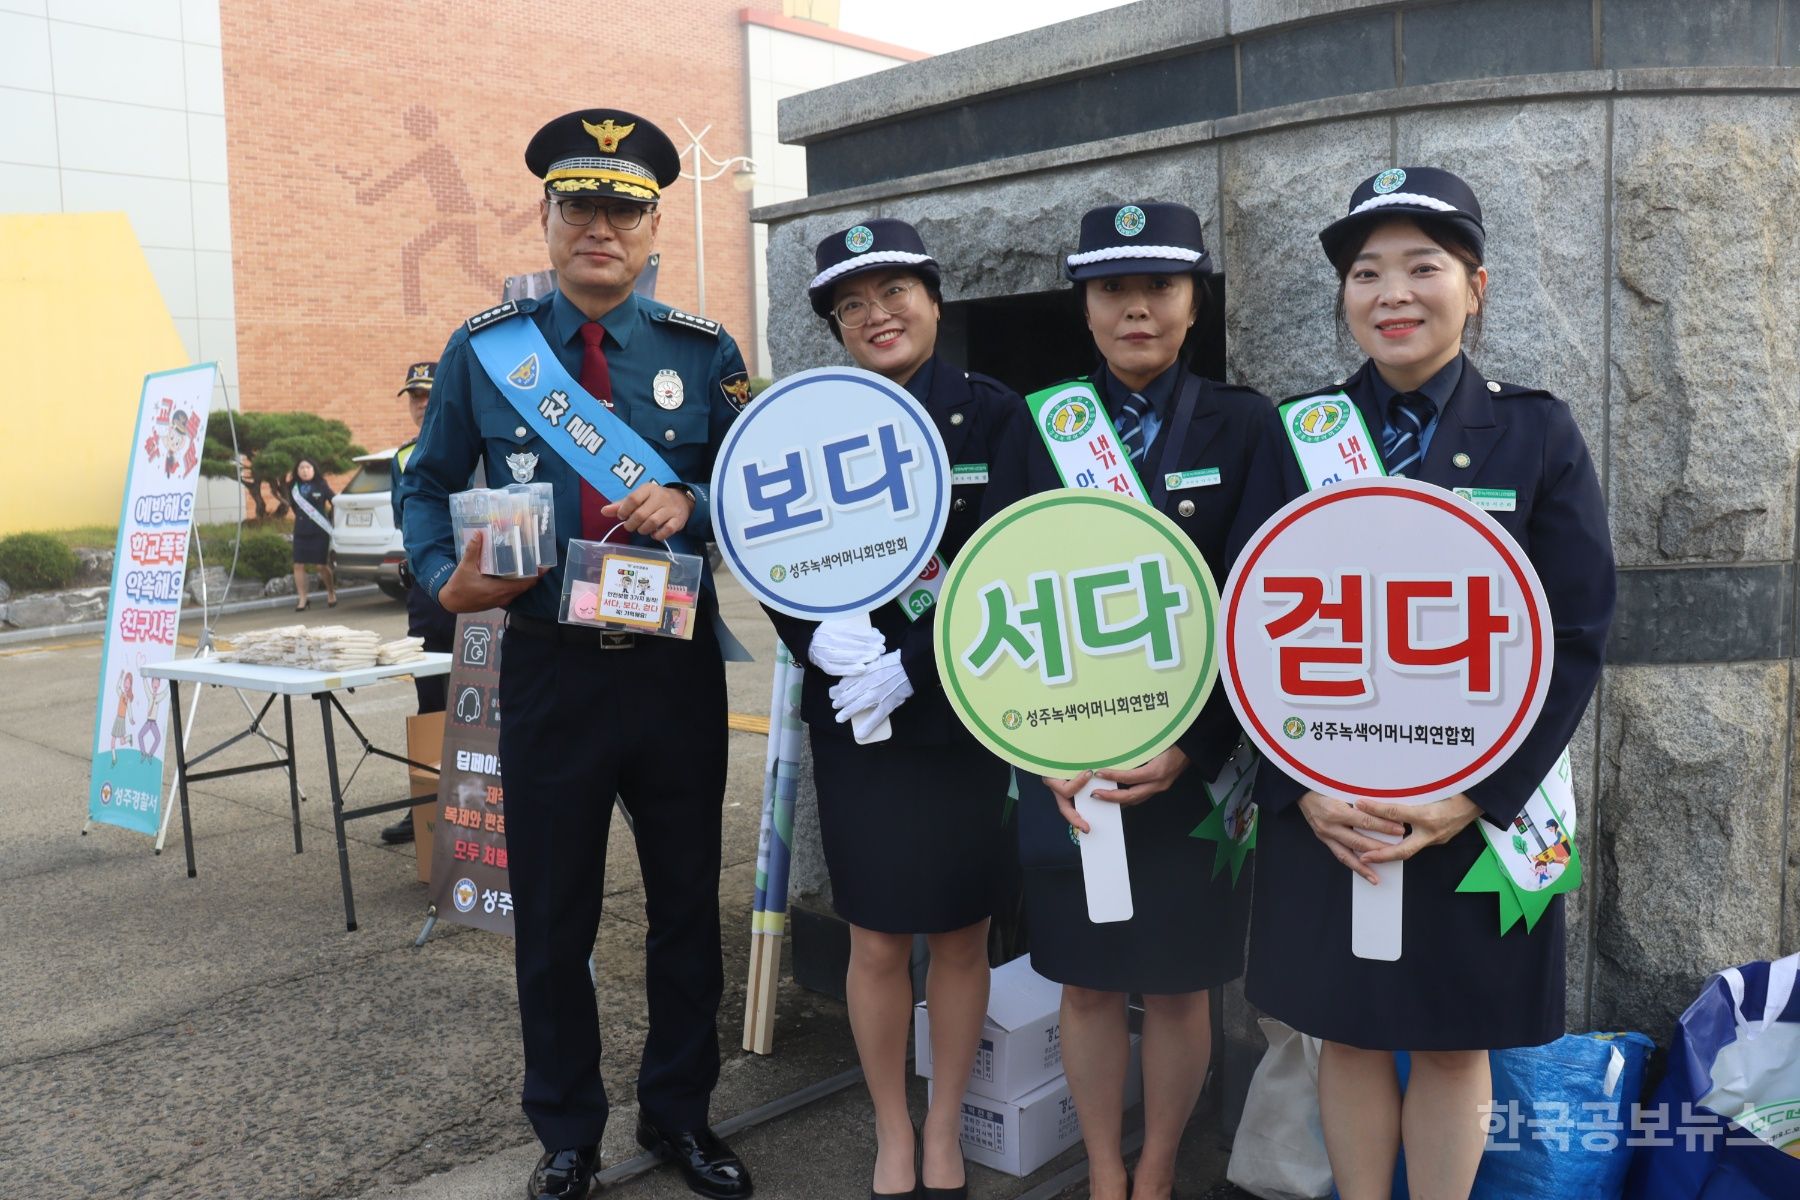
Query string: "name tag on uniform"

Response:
xmin=953 ymin=463 xmax=989 ymax=485
xmin=1164 ymin=468 xmax=1221 ymax=491
xmin=1454 ymin=487 xmax=1516 ymax=512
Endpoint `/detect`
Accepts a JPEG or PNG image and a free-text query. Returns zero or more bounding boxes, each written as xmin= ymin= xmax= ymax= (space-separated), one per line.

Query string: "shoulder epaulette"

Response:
xmin=466 ymin=300 xmax=523 ymax=334
xmin=658 ymin=308 xmax=721 ymax=337
xmin=1484 ymin=378 xmax=1556 ymax=401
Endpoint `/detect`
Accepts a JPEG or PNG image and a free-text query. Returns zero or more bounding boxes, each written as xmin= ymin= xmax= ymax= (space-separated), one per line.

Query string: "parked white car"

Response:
xmin=329 ymin=449 xmax=408 ymax=600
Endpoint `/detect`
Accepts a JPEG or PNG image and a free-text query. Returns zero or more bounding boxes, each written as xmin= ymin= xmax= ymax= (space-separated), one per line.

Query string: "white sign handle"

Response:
xmin=1351 ymin=825 xmax=1403 ymax=960
xmin=820 ymin=611 xmax=891 ymax=744
xmin=1074 ymin=776 xmax=1134 ymax=924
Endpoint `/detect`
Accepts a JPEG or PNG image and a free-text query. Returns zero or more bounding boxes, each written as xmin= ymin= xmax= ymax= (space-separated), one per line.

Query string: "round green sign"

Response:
xmin=935 ymin=488 xmax=1220 ymax=774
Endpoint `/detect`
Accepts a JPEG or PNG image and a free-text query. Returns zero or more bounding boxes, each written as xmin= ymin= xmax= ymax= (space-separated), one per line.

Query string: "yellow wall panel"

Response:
xmin=0 ymin=213 xmax=192 ymax=536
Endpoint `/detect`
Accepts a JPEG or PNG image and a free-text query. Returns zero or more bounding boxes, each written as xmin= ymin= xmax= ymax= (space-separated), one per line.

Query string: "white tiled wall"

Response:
xmin=744 ymin=21 xmax=913 ymax=373
xmin=0 ymin=0 xmax=239 ymax=521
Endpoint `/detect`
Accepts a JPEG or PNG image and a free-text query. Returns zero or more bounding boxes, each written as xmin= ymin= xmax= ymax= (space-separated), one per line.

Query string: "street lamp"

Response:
xmin=675 ymin=118 xmax=757 ymax=319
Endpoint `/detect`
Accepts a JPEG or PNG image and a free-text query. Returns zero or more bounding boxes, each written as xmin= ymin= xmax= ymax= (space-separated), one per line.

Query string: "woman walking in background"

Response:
xmin=290 ymin=456 xmax=337 ymax=610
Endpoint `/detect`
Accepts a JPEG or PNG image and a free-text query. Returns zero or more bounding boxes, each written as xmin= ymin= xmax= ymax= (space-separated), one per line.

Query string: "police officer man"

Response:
xmin=396 ymin=109 xmax=754 ymax=1200
xmin=382 ymin=361 xmax=455 ymax=845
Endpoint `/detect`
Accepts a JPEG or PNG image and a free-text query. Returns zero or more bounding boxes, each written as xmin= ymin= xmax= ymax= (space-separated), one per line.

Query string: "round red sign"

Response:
xmin=1222 ymin=479 xmax=1553 ymax=803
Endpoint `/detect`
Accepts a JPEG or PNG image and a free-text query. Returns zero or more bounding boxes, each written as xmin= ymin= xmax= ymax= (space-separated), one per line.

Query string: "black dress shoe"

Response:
xmin=635 ymin=1117 xmax=753 ymax=1198
xmin=919 ymin=1149 xmax=966 ymax=1200
xmin=527 ymin=1145 xmax=597 ymax=1200
xmin=380 ymin=811 xmax=415 ymax=844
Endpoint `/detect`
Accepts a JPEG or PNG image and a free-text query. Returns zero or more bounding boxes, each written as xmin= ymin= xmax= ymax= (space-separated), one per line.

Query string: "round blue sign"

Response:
xmin=710 ymin=367 xmax=951 ymax=619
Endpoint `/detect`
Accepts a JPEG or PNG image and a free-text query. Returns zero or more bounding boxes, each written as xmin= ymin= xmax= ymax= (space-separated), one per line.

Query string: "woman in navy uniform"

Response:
xmin=289 ymin=456 xmax=336 ymax=609
xmin=761 ymin=219 xmax=1014 ymax=1200
xmin=983 ymin=203 xmax=1266 ymax=1200
xmin=1235 ymin=167 xmax=1615 ymax=1199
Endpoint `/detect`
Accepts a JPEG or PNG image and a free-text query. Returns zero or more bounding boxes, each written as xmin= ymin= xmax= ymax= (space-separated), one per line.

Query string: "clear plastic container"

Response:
xmin=559 ymin=535 xmax=703 ymax=641
xmin=449 ymin=483 xmax=556 ymax=578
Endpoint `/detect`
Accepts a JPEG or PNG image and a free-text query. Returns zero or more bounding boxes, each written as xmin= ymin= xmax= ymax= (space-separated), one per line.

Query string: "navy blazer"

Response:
xmin=1232 ymin=356 xmax=1616 ymax=825
xmin=762 ymin=356 xmax=1019 ymax=745
xmin=984 ymin=369 xmax=1274 ymax=780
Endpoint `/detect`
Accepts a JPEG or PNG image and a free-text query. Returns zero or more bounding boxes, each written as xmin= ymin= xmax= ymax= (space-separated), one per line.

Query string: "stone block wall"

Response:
xmin=759 ymin=0 xmax=1800 ymax=1044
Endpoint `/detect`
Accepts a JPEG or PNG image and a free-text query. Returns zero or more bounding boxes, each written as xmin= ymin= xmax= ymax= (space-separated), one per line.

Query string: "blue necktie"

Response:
xmin=1381 ymin=392 xmax=1434 ymax=477
xmin=1114 ymin=391 xmax=1153 ymax=462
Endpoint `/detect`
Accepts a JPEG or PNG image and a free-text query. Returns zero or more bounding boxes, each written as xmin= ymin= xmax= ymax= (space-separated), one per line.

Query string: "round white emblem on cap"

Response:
xmin=1114 ymin=205 xmax=1146 ymax=237
xmin=1374 ymin=168 xmax=1407 ymax=194
xmin=845 ymin=225 xmax=875 ymax=253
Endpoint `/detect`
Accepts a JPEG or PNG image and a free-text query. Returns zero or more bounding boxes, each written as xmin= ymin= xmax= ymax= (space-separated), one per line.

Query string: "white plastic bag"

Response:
xmin=1699 ymin=952 xmax=1800 ymax=1153
xmin=1227 ymin=1017 xmax=1334 ymax=1200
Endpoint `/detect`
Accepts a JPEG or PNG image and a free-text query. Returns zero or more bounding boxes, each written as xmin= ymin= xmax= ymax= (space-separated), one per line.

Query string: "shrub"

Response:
xmin=190 ymin=527 xmax=293 ymax=582
xmin=233 ymin=530 xmax=295 ymax=581
xmin=0 ymin=532 xmax=79 ymax=591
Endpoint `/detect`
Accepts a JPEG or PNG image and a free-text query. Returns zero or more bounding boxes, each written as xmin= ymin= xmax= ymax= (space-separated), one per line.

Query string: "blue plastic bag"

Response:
xmin=1333 ymin=1031 xmax=1655 ymax=1200
xmin=1624 ymin=954 xmax=1800 ymax=1200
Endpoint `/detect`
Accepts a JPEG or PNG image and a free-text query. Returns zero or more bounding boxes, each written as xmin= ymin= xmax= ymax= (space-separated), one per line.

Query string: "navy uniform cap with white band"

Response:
xmin=1318 ymin=165 xmax=1486 ymax=266
xmin=807 ymin=218 xmax=941 ymax=316
xmin=523 ymin=107 xmax=680 ymax=201
xmin=1064 ymin=201 xmax=1213 ymax=280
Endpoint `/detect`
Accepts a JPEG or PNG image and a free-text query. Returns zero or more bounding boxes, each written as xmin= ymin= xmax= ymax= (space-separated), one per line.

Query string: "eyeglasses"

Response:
xmin=832 ymin=279 xmax=921 ymax=329
xmin=554 ymin=197 xmax=655 ymax=230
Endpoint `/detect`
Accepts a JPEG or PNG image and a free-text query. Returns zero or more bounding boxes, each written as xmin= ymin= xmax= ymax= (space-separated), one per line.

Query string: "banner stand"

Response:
xmin=79 ymin=379 xmax=307 ymax=848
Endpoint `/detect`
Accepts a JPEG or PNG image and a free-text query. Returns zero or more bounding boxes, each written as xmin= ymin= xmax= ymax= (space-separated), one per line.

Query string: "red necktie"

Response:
xmin=578 ymin=321 xmax=619 ymax=541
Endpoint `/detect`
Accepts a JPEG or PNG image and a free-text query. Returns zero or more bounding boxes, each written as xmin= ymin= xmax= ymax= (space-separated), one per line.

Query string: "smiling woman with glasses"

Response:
xmin=753 ymin=219 xmax=1020 ymax=1200
xmin=831 ymin=277 xmax=921 ymax=329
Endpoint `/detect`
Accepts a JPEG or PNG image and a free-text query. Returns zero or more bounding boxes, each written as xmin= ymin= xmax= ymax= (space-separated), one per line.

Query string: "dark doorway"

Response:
xmin=937 ymin=276 xmax=1229 ymax=397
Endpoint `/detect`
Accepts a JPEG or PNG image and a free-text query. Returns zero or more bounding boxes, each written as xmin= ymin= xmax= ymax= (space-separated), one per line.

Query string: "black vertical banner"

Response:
xmin=429 ymin=611 xmax=515 ymax=935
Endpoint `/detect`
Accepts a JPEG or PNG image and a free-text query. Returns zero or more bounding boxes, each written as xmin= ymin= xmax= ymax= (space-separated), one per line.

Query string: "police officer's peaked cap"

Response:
xmin=1319 ymin=166 xmax=1486 ymax=267
xmin=396 ymin=361 xmax=436 ymax=395
xmin=525 ymin=109 xmax=681 ymax=202
xmin=808 ymin=219 xmax=942 ymax=317
xmin=1064 ymin=202 xmax=1212 ymax=281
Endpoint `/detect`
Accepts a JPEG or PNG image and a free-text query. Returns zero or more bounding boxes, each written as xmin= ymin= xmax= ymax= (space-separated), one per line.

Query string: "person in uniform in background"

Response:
xmin=983 ymin=202 xmax=1267 ymax=1200
xmin=760 ymin=220 xmax=1014 ymax=1200
xmin=382 ymin=361 xmax=457 ymax=845
xmin=1234 ymin=167 xmax=1614 ymax=1199
xmin=289 ymin=456 xmax=336 ymax=610
xmin=395 ymin=108 xmax=755 ymax=1200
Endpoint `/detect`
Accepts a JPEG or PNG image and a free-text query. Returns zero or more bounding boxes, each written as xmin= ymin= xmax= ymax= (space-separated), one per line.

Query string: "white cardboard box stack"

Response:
xmin=915 ymin=955 xmax=1143 ymax=1177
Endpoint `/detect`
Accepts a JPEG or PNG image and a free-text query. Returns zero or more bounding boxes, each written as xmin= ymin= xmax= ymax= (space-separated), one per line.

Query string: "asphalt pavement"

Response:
xmin=0 ymin=575 xmax=1238 ymax=1200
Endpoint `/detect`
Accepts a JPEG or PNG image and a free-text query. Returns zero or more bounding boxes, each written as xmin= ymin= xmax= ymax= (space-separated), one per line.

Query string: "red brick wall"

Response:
xmin=221 ymin=0 xmax=776 ymax=453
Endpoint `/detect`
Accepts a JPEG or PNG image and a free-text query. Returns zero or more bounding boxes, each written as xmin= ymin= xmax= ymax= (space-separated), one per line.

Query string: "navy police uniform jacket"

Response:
xmin=985 ymin=366 xmax=1273 ymax=781
xmin=1236 ymin=355 xmax=1616 ymax=1051
xmin=396 ymin=289 xmax=748 ymax=624
xmin=1234 ymin=356 xmax=1616 ymax=826
xmin=762 ymin=355 xmax=1016 ymax=745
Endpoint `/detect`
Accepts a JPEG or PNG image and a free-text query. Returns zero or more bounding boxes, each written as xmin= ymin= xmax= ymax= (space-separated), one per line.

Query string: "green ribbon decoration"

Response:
xmin=1455 ymin=759 xmax=1583 ymax=933
xmin=1190 ymin=746 xmax=1258 ymax=886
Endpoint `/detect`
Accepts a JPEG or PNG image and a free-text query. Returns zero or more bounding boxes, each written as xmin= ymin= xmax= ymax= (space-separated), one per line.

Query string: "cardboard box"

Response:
xmin=915 ymin=955 xmax=1065 ymax=1102
xmin=405 ymin=712 xmax=444 ymax=883
xmin=928 ymin=1035 xmax=1143 ymax=1177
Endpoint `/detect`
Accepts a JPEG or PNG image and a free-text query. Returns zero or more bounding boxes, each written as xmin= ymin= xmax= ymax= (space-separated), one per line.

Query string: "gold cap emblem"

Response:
xmin=583 ymin=118 xmax=635 ymax=153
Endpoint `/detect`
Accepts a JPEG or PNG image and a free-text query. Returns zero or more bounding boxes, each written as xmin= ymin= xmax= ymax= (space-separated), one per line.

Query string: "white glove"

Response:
xmin=828 ymin=649 xmax=913 ymax=735
xmin=808 ymin=622 xmax=886 ymax=676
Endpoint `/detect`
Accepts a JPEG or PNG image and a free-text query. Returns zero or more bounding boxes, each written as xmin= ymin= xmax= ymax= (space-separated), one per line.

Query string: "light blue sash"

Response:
xmin=469 ymin=311 xmax=697 ymax=555
xmin=468 ymin=309 xmax=750 ymax=660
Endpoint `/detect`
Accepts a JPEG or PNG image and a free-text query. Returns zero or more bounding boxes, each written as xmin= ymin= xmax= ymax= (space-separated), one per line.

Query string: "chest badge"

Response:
xmin=1452 ymin=452 xmax=1472 ymax=469
xmin=506 ymin=451 xmax=539 ymax=482
xmin=653 ymin=369 xmax=685 ymax=410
